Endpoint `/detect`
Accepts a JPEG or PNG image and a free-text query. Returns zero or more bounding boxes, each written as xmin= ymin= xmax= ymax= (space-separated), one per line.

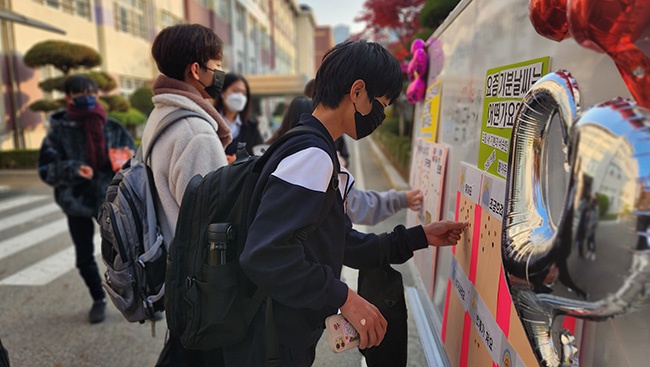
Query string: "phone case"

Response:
xmin=325 ymin=314 xmax=360 ymax=353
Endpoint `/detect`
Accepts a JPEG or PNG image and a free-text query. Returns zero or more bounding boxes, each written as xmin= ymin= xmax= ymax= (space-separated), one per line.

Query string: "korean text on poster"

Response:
xmin=478 ymin=57 xmax=550 ymax=178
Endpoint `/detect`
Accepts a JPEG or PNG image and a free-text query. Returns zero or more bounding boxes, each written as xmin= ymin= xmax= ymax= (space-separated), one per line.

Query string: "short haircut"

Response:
xmin=214 ymin=73 xmax=252 ymax=123
xmin=151 ymin=24 xmax=223 ymax=81
xmin=64 ymin=74 xmax=98 ymax=95
xmin=313 ymin=40 xmax=402 ymax=109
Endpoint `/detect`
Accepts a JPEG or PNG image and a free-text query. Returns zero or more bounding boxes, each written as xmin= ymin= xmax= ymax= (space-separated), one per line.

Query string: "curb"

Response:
xmin=368 ymin=137 xmax=410 ymax=191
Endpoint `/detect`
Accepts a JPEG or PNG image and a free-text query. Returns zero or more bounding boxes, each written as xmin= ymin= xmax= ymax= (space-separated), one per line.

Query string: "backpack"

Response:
xmin=98 ymin=109 xmax=211 ymax=324
xmin=165 ymin=125 xmax=339 ymax=351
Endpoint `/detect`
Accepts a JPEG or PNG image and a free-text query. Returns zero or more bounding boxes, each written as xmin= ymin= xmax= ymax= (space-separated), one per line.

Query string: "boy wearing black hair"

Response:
xmin=224 ymin=40 xmax=467 ymax=366
xmin=38 ymin=75 xmax=135 ymax=324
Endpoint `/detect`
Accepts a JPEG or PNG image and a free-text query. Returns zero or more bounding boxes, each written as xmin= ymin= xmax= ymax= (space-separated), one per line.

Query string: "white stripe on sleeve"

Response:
xmin=271 ymin=147 xmax=334 ymax=193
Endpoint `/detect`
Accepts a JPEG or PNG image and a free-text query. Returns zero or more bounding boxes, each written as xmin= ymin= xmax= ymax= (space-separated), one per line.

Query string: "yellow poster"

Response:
xmin=420 ymin=79 xmax=442 ymax=142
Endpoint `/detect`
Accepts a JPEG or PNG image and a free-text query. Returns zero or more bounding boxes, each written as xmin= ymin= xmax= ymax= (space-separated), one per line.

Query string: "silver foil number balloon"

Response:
xmin=503 ymin=70 xmax=650 ymax=367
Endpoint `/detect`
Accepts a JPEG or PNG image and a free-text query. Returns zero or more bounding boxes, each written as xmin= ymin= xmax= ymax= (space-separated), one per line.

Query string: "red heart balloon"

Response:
xmin=529 ymin=0 xmax=570 ymax=41
xmin=567 ymin=0 xmax=650 ymax=107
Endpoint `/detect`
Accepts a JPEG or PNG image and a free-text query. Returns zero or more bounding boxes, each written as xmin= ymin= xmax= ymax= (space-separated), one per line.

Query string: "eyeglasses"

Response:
xmin=201 ymin=65 xmax=219 ymax=74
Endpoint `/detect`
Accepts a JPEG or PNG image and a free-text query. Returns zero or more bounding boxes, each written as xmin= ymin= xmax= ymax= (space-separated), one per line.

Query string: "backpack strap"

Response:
xmin=137 ymin=110 xmax=214 ymax=224
xmin=140 ymin=109 xmax=214 ymax=164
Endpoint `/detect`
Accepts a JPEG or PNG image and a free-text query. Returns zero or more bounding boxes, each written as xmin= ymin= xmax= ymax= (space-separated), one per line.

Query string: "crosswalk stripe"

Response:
xmin=0 ymin=195 xmax=48 ymax=214
xmin=0 ymin=203 xmax=60 ymax=232
xmin=0 ymin=218 xmax=69 ymax=261
xmin=0 ymin=234 xmax=101 ymax=286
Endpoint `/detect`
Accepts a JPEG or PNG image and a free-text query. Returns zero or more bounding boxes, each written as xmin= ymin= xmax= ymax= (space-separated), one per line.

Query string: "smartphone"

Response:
xmin=325 ymin=314 xmax=360 ymax=353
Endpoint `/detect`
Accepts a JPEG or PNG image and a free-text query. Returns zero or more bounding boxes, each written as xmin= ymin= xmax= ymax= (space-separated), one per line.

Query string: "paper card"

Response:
xmin=458 ymin=162 xmax=482 ymax=204
xmin=473 ymin=208 xmax=503 ymax=316
xmin=480 ymin=172 xmax=507 ymax=222
xmin=423 ymin=143 xmax=449 ymax=224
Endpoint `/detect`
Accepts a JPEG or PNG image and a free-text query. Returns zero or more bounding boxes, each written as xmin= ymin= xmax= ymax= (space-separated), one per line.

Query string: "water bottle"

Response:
xmin=206 ymin=223 xmax=230 ymax=265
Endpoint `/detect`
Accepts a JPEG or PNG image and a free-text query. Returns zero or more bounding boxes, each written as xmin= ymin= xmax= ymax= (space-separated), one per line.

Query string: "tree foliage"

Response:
xmin=23 ymin=40 xmax=101 ymax=75
xmin=87 ymin=71 xmax=118 ymax=93
xmin=109 ymin=108 xmax=147 ymax=137
xmin=129 ymin=87 xmax=154 ymax=116
xmin=28 ymin=98 xmax=65 ymax=112
xmin=24 ymin=40 xmax=119 ymax=113
xmin=420 ymin=0 xmax=460 ymax=28
xmin=355 ymin=0 xmax=425 ymax=62
xmin=100 ymin=94 xmax=130 ymax=113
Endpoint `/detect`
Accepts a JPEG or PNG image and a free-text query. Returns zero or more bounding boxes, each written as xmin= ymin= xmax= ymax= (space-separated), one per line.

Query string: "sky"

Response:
xmin=299 ymin=0 xmax=366 ymax=34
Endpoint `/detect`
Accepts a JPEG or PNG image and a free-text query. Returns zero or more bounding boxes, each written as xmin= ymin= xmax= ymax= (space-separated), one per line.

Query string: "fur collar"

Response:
xmin=152 ymin=75 xmax=232 ymax=147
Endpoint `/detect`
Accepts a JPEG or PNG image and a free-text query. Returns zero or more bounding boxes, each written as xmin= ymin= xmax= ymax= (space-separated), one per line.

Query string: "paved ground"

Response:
xmin=0 ymin=136 xmax=430 ymax=367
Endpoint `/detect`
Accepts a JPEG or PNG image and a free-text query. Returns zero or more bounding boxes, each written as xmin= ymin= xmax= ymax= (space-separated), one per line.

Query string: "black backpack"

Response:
xmin=165 ymin=126 xmax=339 ymax=351
xmin=99 ymin=109 xmax=211 ymax=324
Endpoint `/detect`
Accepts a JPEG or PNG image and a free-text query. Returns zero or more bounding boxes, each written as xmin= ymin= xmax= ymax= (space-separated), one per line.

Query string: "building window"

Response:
xmin=113 ymin=0 xmax=147 ymax=39
xmin=33 ymin=0 xmax=92 ymax=20
xmin=159 ymin=10 xmax=182 ymax=29
xmin=215 ymin=0 xmax=230 ymax=18
xmin=235 ymin=4 xmax=245 ymax=33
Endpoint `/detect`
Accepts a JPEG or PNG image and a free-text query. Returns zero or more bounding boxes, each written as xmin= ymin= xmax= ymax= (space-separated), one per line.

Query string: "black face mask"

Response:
xmin=353 ymin=99 xmax=386 ymax=140
xmin=199 ymin=66 xmax=225 ymax=98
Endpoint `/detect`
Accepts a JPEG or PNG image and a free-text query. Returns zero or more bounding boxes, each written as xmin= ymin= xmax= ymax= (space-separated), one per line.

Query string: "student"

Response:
xmin=268 ymin=96 xmax=424 ymax=226
xmin=142 ymin=23 xmax=231 ymax=367
xmin=38 ymin=75 xmax=135 ymax=324
xmin=305 ymin=78 xmax=350 ymax=168
xmin=222 ymin=40 xmax=467 ymax=367
xmin=214 ymin=73 xmax=263 ymax=160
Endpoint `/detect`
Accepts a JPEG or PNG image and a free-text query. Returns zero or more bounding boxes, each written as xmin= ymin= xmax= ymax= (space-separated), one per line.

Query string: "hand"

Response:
xmin=423 ymin=220 xmax=468 ymax=247
xmin=405 ymin=189 xmax=423 ymax=211
xmin=339 ymin=288 xmax=387 ymax=349
xmin=79 ymin=165 xmax=94 ymax=180
xmin=226 ymin=154 xmax=236 ymax=164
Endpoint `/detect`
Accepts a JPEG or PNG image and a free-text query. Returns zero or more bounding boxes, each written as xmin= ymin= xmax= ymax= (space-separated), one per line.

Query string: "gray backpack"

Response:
xmin=98 ymin=109 xmax=208 ymax=324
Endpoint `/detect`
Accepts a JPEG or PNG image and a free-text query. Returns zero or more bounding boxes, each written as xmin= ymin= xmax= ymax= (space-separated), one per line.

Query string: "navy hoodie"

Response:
xmin=239 ymin=114 xmax=428 ymax=348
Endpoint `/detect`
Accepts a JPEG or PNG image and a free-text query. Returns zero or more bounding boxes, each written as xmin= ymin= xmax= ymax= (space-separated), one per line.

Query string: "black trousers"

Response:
xmin=66 ymin=215 xmax=104 ymax=301
xmin=155 ymin=332 xmax=224 ymax=367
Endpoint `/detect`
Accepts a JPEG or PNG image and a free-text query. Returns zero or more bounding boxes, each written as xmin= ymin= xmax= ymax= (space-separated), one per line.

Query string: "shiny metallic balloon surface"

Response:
xmin=503 ymin=70 xmax=650 ymax=366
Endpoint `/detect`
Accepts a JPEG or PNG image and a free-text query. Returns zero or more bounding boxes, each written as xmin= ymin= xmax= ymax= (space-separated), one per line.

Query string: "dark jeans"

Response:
xmin=223 ymin=309 xmax=317 ymax=367
xmin=155 ymin=332 xmax=224 ymax=367
xmin=67 ymin=215 xmax=104 ymax=301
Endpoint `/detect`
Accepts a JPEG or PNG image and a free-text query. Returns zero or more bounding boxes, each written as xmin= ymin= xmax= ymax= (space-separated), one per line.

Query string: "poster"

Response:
xmin=422 ymin=142 xmax=449 ymax=224
xmin=419 ymin=79 xmax=443 ymax=142
xmin=478 ymin=57 xmax=550 ymax=178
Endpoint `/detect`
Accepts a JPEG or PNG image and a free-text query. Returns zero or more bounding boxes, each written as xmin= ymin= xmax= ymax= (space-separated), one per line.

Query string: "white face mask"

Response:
xmin=224 ymin=92 xmax=247 ymax=113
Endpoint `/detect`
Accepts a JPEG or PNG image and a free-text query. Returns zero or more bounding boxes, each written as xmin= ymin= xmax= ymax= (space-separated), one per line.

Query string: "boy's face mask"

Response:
xmin=353 ymin=98 xmax=386 ymax=140
xmin=199 ymin=65 xmax=226 ymax=98
xmin=72 ymin=95 xmax=97 ymax=110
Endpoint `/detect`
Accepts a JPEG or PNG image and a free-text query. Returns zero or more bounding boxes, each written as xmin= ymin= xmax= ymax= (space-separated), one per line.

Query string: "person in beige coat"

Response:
xmin=140 ymin=24 xmax=232 ymax=367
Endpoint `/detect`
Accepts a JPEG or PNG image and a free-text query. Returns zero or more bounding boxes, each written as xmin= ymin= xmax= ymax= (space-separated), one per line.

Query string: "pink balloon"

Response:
xmin=412 ymin=48 xmax=429 ymax=79
xmin=406 ymin=77 xmax=426 ymax=104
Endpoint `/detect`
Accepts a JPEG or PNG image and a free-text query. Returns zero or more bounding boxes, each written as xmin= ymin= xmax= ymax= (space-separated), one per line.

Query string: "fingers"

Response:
xmin=444 ymin=220 xmax=469 ymax=230
xmin=339 ymin=290 xmax=387 ymax=349
xmin=358 ymin=312 xmax=387 ymax=349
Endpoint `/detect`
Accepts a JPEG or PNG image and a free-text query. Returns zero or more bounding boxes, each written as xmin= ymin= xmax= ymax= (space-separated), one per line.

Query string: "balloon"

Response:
xmin=567 ymin=0 xmax=650 ymax=108
xmin=406 ymin=77 xmax=426 ymax=104
xmin=411 ymin=48 xmax=429 ymax=80
xmin=410 ymin=38 xmax=426 ymax=54
xmin=504 ymin=70 xmax=650 ymax=366
xmin=529 ymin=0 xmax=570 ymax=41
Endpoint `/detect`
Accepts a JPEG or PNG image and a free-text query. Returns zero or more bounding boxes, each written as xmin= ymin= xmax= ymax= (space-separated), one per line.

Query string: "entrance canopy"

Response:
xmin=244 ymin=74 xmax=309 ymax=97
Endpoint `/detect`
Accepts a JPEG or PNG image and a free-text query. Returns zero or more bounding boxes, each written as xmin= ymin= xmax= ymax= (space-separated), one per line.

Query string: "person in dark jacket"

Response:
xmin=38 ymin=75 xmax=135 ymax=324
xmin=222 ymin=40 xmax=467 ymax=367
xmin=214 ymin=73 xmax=263 ymax=160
